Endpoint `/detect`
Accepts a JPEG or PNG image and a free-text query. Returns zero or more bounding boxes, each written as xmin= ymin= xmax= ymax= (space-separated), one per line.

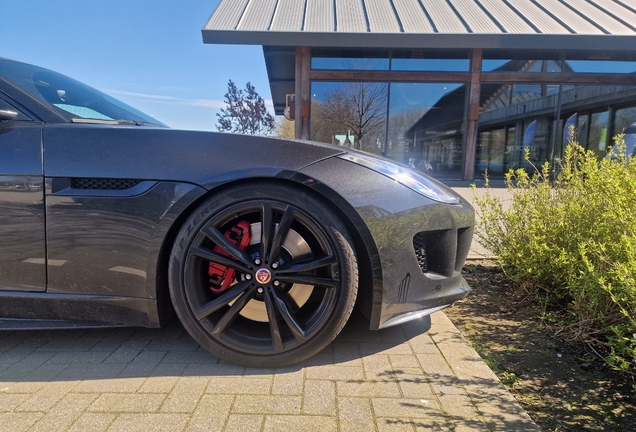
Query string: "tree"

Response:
xmin=216 ymin=80 xmax=275 ymax=135
xmin=273 ymin=116 xmax=295 ymax=139
xmin=311 ymin=82 xmax=387 ymax=152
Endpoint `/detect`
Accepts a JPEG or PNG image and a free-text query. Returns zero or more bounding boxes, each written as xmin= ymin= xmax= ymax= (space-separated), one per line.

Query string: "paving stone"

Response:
xmin=205 ymin=376 xmax=271 ymax=395
xmin=89 ymin=329 xmax=137 ymax=352
xmin=298 ymin=352 xmax=334 ymax=367
xmin=143 ymin=361 xmax=186 ymax=380
xmin=264 ymin=415 xmax=338 ymax=431
xmin=377 ymin=417 xmax=418 ymax=431
xmin=396 ymin=370 xmax=437 ymax=400
xmin=89 ymin=393 xmax=166 ymax=413
xmin=437 ymin=393 xmax=480 ymax=418
xmin=362 ymin=354 xmax=393 ymax=378
xmin=408 ymin=334 xmax=440 ymax=354
xmin=1 ymin=348 xmax=52 ymax=365
xmin=145 ymin=340 xmax=198 ymax=351
xmin=0 ymin=352 xmax=56 ymax=380
xmin=0 ymin=393 xmax=30 ymax=411
xmin=360 ymin=342 xmax=413 ymax=356
xmin=183 ymin=363 xmax=244 ymax=377
xmin=305 ymin=364 xmax=364 ymax=381
xmin=0 ymin=381 xmax=46 ymax=394
xmin=184 ymin=415 xmax=226 ymax=432
xmin=163 ymin=350 xmax=217 ymax=364
xmin=15 ymin=381 xmax=78 ymax=412
xmin=337 ymin=379 xmax=401 ymax=398
xmin=416 ymin=353 xmax=456 ymax=383
xmin=29 ymin=393 xmax=97 ymax=432
xmin=0 ymin=412 xmax=43 ymax=432
xmin=302 ymin=380 xmax=335 ymax=415
xmin=224 ymin=414 xmax=263 ymax=432
xmin=67 ymin=413 xmax=116 ymax=432
xmin=118 ymin=350 xmax=168 ymax=378
xmin=12 ymin=362 xmax=67 ymax=385
xmin=333 ymin=342 xmax=364 ymax=367
xmin=75 ymin=377 xmax=146 ymax=393
xmin=55 ymin=363 xmax=124 ymax=381
xmin=271 ymin=368 xmax=304 ymax=395
xmin=372 ymin=397 xmax=442 ymax=418
xmin=104 ymin=341 xmax=150 ymax=363
xmin=160 ymin=376 xmax=209 ymax=413
xmin=338 ymin=397 xmax=375 ymax=432
xmin=107 ymin=413 xmax=189 ymax=432
xmin=46 ymin=351 xmax=111 ymax=365
xmin=185 ymin=394 xmax=233 ymax=431
xmin=389 ymin=354 xmax=421 ymax=369
xmin=138 ymin=376 xmax=180 ymax=394
xmin=379 ymin=325 xmax=408 ymax=343
xmin=232 ymin=395 xmax=301 ymax=414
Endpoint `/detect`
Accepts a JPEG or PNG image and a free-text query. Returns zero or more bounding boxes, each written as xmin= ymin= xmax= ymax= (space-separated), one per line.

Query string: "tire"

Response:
xmin=168 ymin=182 xmax=358 ymax=367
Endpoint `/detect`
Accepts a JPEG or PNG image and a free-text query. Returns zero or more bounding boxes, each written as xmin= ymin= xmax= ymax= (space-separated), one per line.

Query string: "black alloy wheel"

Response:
xmin=168 ymin=182 xmax=358 ymax=367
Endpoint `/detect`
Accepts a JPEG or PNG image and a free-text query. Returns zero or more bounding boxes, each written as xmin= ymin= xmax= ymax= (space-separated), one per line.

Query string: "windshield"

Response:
xmin=0 ymin=59 xmax=167 ymax=126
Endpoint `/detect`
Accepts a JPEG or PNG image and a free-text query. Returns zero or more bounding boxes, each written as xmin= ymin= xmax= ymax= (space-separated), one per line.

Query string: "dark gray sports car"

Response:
xmin=0 ymin=58 xmax=474 ymax=367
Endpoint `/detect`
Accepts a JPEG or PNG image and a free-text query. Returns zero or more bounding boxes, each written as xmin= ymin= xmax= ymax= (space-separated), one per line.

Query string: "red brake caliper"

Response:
xmin=208 ymin=220 xmax=251 ymax=294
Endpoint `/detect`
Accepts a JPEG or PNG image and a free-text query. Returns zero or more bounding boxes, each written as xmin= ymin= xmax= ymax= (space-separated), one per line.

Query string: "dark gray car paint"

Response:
xmin=294 ymin=157 xmax=474 ymax=330
xmin=0 ymin=66 xmax=473 ymax=331
xmin=0 ymin=121 xmax=46 ymax=292
xmin=42 ymin=124 xmax=343 ymax=188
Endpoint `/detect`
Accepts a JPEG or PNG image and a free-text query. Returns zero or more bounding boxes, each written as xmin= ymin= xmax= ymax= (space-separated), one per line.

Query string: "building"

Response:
xmin=203 ymin=0 xmax=636 ymax=180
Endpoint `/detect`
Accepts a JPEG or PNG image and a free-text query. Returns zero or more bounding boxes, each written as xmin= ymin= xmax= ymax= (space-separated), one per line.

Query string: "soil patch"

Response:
xmin=445 ymin=263 xmax=636 ymax=432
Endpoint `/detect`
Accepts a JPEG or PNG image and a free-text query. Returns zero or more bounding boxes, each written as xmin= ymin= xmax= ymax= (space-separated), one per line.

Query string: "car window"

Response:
xmin=0 ymin=95 xmax=32 ymax=121
xmin=0 ymin=60 xmax=166 ymax=126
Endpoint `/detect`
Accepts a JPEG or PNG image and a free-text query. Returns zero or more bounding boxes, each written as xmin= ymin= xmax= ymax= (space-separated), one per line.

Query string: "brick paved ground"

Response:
xmin=0 ymin=311 xmax=538 ymax=432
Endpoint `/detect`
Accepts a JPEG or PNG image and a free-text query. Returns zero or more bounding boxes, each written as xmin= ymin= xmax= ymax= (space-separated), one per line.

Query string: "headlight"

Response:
xmin=337 ymin=153 xmax=460 ymax=204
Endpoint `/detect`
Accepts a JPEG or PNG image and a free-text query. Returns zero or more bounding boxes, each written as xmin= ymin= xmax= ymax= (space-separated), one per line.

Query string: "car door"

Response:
xmin=0 ymin=94 xmax=46 ymax=292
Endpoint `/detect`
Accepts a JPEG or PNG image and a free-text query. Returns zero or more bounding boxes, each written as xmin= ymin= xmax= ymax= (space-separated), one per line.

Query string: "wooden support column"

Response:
xmin=464 ymin=49 xmax=482 ymax=181
xmin=294 ymin=46 xmax=311 ymax=140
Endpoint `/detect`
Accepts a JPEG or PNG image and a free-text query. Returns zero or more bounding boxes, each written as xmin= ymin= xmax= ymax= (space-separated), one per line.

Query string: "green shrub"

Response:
xmin=475 ymin=134 xmax=636 ymax=373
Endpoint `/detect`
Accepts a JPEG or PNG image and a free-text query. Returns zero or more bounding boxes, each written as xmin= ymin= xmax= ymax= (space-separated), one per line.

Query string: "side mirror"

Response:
xmin=0 ymin=109 xmax=18 ymax=121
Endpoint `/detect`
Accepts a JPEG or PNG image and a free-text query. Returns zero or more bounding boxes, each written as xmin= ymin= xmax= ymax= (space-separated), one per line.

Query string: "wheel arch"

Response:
xmin=153 ymin=176 xmax=380 ymax=328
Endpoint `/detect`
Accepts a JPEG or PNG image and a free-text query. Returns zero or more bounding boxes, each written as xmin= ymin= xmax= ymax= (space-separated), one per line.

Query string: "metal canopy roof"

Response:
xmin=203 ymin=0 xmax=636 ymax=49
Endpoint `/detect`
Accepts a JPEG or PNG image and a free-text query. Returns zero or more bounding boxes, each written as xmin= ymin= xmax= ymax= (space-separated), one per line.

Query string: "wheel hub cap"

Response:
xmin=255 ymin=268 xmax=272 ymax=285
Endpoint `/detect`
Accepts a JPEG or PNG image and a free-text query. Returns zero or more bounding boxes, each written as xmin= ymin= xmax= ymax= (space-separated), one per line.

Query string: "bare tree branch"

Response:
xmin=216 ymin=80 xmax=275 ymax=135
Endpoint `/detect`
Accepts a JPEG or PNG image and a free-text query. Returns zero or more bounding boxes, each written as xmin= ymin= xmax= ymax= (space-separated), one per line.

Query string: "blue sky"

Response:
xmin=1 ymin=0 xmax=272 ymax=131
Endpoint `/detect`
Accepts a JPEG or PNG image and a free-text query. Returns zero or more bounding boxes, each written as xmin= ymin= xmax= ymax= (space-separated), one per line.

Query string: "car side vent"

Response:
xmin=71 ymin=178 xmax=142 ymax=190
xmin=412 ymin=232 xmax=428 ymax=273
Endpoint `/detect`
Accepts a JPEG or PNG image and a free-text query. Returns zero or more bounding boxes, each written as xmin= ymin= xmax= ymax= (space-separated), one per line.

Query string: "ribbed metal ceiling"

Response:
xmin=204 ymin=0 xmax=636 ymax=37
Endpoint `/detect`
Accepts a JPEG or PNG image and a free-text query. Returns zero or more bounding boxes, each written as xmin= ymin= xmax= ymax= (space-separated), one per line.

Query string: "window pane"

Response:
xmin=615 ymin=107 xmax=636 ymax=134
xmin=478 ymin=82 xmax=560 ymax=175
xmin=565 ymin=60 xmax=636 ymax=74
xmin=311 ymin=49 xmax=389 ymax=70
xmin=590 ymin=111 xmax=609 ymax=157
xmin=482 ymin=59 xmax=562 ymax=73
xmin=310 ymin=82 xmax=388 ymax=154
xmin=391 ymin=50 xmax=469 ymax=72
xmin=388 ymin=83 xmax=467 ymax=178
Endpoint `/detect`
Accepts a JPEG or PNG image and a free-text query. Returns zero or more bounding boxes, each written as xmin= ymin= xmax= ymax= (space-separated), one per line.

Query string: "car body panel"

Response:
xmin=45 ymin=181 xmax=206 ymax=299
xmin=294 ymin=157 xmax=474 ymax=330
xmin=42 ymin=124 xmax=343 ymax=189
xmin=0 ymin=120 xmax=46 ymax=292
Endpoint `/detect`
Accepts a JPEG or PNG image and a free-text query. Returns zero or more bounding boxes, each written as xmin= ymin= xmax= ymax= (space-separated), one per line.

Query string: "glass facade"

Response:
xmin=308 ymin=49 xmax=636 ymax=180
xmin=310 ymin=82 xmax=388 ymax=154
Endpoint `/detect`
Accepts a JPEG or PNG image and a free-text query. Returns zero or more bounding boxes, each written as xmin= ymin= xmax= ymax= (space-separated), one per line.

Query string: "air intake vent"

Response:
xmin=412 ymin=232 xmax=428 ymax=274
xmin=71 ymin=178 xmax=142 ymax=190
